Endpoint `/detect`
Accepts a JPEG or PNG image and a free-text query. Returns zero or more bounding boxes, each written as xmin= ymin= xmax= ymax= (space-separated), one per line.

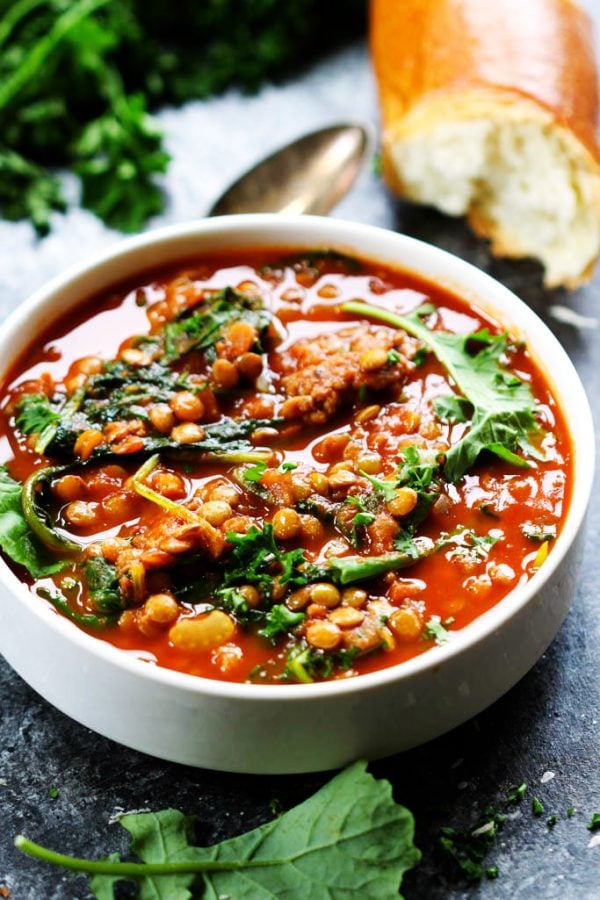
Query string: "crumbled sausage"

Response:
xmin=276 ymin=325 xmax=418 ymax=424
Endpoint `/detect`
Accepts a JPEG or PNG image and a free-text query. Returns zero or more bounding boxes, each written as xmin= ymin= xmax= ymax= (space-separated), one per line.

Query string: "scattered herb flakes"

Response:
xmin=443 ymin=528 xmax=499 ymax=564
xmin=48 ymin=787 xmax=59 ymax=800
xmin=438 ymin=807 xmax=505 ymax=883
xmin=588 ymin=813 xmax=600 ymax=831
xmin=387 ymin=348 xmax=402 ymax=365
xmin=423 ymin=615 xmax=451 ymax=645
xmin=15 ymin=761 xmax=420 ymax=899
xmin=438 ymin=781 xmax=600 ymax=884
xmin=532 ymin=797 xmax=544 ymax=817
xmin=506 ymin=782 xmax=528 ymax=805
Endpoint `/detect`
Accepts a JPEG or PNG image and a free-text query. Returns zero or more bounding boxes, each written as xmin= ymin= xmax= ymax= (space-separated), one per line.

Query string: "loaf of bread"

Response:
xmin=371 ymin=0 xmax=600 ymax=288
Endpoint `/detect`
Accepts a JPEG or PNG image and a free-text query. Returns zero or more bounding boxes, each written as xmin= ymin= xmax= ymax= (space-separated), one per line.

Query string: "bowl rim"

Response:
xmin=0 ymin=213 xmax=594 ymax=703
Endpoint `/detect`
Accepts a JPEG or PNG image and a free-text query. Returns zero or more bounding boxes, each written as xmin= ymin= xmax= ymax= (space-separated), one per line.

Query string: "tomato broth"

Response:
xmin=0 ymin=250 xmax=571 ymax=684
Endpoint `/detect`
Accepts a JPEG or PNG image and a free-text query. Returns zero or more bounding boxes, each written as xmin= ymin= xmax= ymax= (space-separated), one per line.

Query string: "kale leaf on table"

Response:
xmin=0 ymin=0 xmax=366 ymax=234
xmin=14 ymin=760 xmax=420 ymax=899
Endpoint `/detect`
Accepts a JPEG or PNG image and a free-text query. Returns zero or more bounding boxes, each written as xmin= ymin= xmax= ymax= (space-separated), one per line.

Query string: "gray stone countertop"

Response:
xmin=1 ymin=34 xmax=599 ymax=900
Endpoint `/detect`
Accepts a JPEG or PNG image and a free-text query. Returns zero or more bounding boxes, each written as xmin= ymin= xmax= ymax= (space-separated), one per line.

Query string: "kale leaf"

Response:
xmin=84 ymin=556 xmax=125 ymax=613
xmin=15 ymin=760 xmax=420 ymax=899
xmin=342 ymin=301 xmax=543 ymax=482
xmin=161 ymin=288 xmax=271 ymax=364
xmin=37 ymin=586 xmax=118 ymax=632
xmin=224 ymin=524 xmax=309 ymax=591
xmin=0 ymin=466 xmax=66 ymax=578
xmin=325 ymin=540 xmax=435 ymax=585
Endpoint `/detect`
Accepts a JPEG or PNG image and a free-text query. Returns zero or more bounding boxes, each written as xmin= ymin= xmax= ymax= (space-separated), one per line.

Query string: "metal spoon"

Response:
xmin=208 ymin=123 xmax=373 ymax=217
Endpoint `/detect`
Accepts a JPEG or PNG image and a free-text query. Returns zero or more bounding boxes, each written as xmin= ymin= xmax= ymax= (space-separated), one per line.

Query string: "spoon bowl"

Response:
xmin=208 ymin=123 xmax=373 ymax=217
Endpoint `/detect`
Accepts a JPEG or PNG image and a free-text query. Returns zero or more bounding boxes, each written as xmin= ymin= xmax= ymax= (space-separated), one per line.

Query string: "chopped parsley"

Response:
xmin=588 ymin=813 xmax=600 ymax=831
xmin=443 ymin=528 xmax=499 ymax=563
xmin=423 ymin=615 xmax=451 ymax=645
xmin=279 ymin=461 xmax=298 ymax=473
xmin=243 ymin=461 xmax=269 ymax=483
xmin=506 ymin=783 xmax=528 ymax=805
xmin=393 ymin=529 xmax=421 ymax=559
xmin=283 ymin=645 xmax=359 ymax=683
xmin=438 ymin=807 xmax=506 ymax=882
xmin=161 ymin=288 xmax=271 ymax=364
xmin=352 ymin=511 xmax=376 ymax=528
xmin=15 ymin=393 xmax=60 ymax=436
xmin=360 ymin=470 xmax=398 ymax=503
xmin=532 ymin=797 xmax=544 ymax=817
xmin=258 ymin=605 xmax=305 ymax=642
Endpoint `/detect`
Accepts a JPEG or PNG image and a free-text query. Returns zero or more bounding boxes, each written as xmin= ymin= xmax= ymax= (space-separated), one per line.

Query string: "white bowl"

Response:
xmin=0 ymin=215 xmax=593 ymax=773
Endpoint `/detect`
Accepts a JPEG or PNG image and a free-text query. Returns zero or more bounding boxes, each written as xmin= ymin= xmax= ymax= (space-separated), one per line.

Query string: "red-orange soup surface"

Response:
xmin=0 ymin=250 xmax=572 ymax=684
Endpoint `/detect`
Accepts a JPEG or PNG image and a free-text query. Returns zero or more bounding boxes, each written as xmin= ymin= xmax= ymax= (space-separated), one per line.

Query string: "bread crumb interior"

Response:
xmin=390 ymin=118 xmax=600 ymax=286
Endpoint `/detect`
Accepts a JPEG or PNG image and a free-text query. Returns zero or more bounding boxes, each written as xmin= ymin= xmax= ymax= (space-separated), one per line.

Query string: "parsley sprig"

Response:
xmin=0 ymin=0 xmax=364 ymax=233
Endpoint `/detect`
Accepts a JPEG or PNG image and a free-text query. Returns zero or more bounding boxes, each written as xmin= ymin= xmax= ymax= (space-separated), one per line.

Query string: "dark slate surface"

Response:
xmin=1 ymin=33 xmax=600 ymax=900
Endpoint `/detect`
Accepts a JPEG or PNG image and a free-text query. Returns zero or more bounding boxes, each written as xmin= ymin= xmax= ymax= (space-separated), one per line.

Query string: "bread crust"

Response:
xmin=371 ymin=0 xmax=600 ymax=164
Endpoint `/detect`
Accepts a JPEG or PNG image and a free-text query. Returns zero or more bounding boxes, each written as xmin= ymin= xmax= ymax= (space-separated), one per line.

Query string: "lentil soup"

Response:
xmin=0 ymin=250 xmax=571 ymax=684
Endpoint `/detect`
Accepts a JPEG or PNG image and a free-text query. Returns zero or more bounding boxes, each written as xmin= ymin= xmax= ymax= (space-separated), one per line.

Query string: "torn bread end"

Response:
xmin=383 ymin=93 xmax=600 ymax=289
